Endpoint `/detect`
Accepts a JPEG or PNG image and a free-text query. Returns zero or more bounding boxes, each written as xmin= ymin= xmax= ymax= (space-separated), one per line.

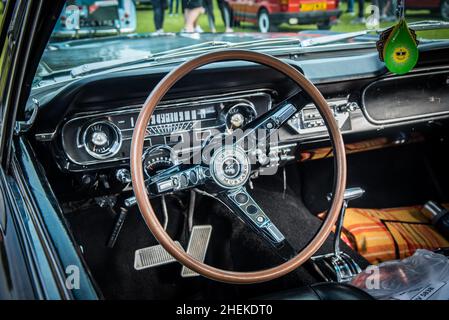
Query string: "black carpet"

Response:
xmin=65 ymin=163 xmax=368 ymax=300
xmin=300 ymin=142 xmax=449 ymax=214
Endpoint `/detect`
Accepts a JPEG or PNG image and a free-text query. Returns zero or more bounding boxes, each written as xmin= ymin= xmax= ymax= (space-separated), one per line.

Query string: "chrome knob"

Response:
xmin=115 ymin=168 xmax=131 ymax=184
xmin=230 ymin=113 xmax=245 ymax=128
xmin=124 ymin=196 xmax=137 ymax=208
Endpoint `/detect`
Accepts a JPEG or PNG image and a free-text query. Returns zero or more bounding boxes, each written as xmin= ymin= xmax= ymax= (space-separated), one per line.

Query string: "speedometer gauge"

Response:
xmin=143 ymin=145 xmax=178 ymax=177
xmin=83 ymin=121 xmax=122 ymax=160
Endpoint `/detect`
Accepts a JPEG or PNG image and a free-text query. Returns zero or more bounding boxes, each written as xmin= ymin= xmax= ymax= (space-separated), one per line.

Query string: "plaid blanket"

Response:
xmin=322 ymin=204 xmax=449 ymax=264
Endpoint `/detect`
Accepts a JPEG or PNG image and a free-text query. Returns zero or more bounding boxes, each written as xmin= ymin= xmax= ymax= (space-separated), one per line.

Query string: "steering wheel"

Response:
xmin=130 ymin=50 xmax=346 ymax=284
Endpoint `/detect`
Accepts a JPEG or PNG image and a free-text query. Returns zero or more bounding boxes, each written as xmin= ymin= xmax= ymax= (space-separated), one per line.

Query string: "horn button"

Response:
xmin=210 ymin=147 xmax=251 ymax=189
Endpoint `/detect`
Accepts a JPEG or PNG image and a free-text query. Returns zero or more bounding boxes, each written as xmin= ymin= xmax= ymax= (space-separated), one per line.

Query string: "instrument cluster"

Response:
xmin=58 ymin=90 xmax=273 ymax=172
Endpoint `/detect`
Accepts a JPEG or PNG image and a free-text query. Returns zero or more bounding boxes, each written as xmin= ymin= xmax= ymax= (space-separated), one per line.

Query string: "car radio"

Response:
xmin=287 ymin=98 xmax=353 ymax=134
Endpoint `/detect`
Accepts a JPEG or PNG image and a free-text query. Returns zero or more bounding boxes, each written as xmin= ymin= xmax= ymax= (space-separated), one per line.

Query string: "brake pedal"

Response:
xmin=134 ymin=241 xmax=183 ymax=271
xmin=181 ymin=225 xmax=212 ymax=278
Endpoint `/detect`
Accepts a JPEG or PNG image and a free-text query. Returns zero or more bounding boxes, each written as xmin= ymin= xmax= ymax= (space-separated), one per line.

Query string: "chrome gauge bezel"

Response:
xmin=142 ymin=145 xmax=179 ymax=178
xmin=224 ymin=102 xmax=257 ymax=130
xmin=82 ymin=120 xmax=123 ymax=160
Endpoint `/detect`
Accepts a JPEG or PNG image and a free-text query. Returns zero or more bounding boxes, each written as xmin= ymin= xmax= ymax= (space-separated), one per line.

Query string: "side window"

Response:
xmin=0 ymin=1 xmax=8 ymax=66
xmin=0 ymin=0 xmax=10 ymax=132
xmin=0 ymin=0 xmax=21 ymax=165
xmin=0 ymin=1 xmax=6 ymax=25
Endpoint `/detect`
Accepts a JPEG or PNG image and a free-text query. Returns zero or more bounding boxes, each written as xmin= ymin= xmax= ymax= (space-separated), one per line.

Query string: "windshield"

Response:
xmin=34 ymin=0 xmax=449 ymax=85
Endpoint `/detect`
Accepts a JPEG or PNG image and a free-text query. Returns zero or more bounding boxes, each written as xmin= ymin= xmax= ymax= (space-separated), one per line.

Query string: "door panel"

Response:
xmin=0 ymin=0 xmax=97 ymax=300
xmin=0 ymin=167 xmax=36 ymax=299
xmin=0 ymin=2 xmax=39 ymax=299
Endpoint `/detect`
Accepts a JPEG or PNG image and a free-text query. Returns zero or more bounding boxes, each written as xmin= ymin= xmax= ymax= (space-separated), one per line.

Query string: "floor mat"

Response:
xmin=339 ymin=205 xmax=449 ymax=264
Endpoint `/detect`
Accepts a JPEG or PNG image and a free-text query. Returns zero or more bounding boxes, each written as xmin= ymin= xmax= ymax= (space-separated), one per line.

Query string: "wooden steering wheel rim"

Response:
xmin=130 ymin=50 xmax=347 ymax=284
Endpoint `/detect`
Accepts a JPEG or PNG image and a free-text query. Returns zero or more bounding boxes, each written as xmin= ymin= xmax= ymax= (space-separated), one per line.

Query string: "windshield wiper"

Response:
xmin=70 ymin=55 xmax=155 ymax=77
xmin=407 ymin=20 xmax=449 ymax=31
xmin=155 ymin=38 xmax=301 ymax=58
xmin=299 ymin=30 xmax=373 ymax=47
xmin=300 ymin=20 xmax=449 ymax=47
xmin=70 ymin=38 xmax=302 ymax=78
xmin=69 ymin=20 xmax=449 ymax=78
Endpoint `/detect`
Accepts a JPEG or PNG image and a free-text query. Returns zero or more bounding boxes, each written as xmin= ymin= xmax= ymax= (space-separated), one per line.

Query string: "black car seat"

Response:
xmin=259 ymin=282 xmax=374 ymax=300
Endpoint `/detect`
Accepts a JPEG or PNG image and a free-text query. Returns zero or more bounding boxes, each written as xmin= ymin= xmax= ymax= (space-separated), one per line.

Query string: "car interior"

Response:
xmin=3 ymin=0 xmax=449 ymax=303
xmin=22 ymin=36 xmax=449 ymax=300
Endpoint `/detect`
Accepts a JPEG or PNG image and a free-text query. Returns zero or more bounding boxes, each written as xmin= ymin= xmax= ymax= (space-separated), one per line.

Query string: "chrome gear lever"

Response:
xmin=328 ymin=187 xmax=365 ymax=258
xmin=311 ymin=187 xmax=365 ymax=283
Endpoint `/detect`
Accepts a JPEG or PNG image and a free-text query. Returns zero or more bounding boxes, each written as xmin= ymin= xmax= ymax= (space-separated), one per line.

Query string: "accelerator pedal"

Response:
xmin=134 ymin=241 xmax=183 ymax=271
xmin=181 ymin=225 xmax=213 ymax=278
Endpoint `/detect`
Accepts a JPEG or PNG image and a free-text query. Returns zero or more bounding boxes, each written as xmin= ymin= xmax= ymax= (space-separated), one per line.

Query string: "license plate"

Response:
xmin=89 ymin=1 xmax=119 ymax=14
xmin=301 ymin=2 xmax=328 ymax=12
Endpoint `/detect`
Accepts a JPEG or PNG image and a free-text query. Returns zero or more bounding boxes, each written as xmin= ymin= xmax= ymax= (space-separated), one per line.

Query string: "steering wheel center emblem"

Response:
xmin=222 ymin=157 xmax=240 ymax=178
xmin=210 ymin=147 xmax=250 ymax=189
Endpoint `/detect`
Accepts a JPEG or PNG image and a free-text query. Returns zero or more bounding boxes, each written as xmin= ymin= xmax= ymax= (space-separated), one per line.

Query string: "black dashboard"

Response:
xmin=58 ymin=90 xmax=273 ymax=171
xmin=29 ymin=44 xmax=449 ymax=185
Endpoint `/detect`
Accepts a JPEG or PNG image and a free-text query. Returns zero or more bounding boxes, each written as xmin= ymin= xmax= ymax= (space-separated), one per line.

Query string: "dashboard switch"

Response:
xmin=235 ymin=192 xmax=249 ymax=204
xmin=99 ymin=174 xmax=111 ymax=189
xmin=80 ymin=174 xmax=95 ymax=186
xmin=246 ymin=205 xmax=258 ymax=215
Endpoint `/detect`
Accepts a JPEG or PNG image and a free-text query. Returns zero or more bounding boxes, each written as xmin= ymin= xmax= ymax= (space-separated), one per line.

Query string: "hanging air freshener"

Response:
xmin=376 ymin=0 xmax=419 ymax=75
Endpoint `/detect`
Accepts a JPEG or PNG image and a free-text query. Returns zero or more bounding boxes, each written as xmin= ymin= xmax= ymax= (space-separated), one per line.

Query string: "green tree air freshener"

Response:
xmin=376 ymin=18 xmax=419 ymax=75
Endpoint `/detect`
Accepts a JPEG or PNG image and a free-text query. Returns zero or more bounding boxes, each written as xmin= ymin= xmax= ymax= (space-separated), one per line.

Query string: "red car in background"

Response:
xmin=223 ymin=0 xmax=341 ymax=33
xmin=406 ymin=0 xmax=449 ymax=20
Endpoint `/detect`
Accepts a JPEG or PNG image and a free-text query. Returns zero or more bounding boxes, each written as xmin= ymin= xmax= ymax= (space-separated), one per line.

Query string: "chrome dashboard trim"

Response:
xmin=361 ymin=69 xmax=449 ymax=125
xmin=65 ymin=89 xmax=274 ymax=119
xmin=35 ymin=131 xmax=57 ymax=142
xmin=59 ymin=89 xmax=275 ymax=168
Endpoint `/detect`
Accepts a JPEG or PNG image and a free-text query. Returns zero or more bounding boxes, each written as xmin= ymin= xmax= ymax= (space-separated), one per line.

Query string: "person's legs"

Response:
xmin=390 ymin=0 xmax=397 ymax=16
xmin=175 ymin=0 xmax=180 ymax=14
xmin=384 ymin=0 xmax=389 ymax=13
xmin=347 ymin=0 xmax=355 ymax=13
xmin=204 ymin=0 xmax=216 ymax=32
xmin=182 ymin=0 xmax=187 ymax=19
xmin=382 ymin=0 xmax=397 ymax=21
xmin=351 ymin=0 xmax=366 ymax=23
xmin=184 ymin=6 xmax=203 ymax=32
xmin=152 ymin=0 xmax=164 ymax=31
xmin=358 ymin=0 xmax=365 ymax=18
xmin=217 ymin=0 xmax=226 ymax=23
xmin=169 ymin=0 xmax=174 ymax=15
xmin=216 ymin=0 xmax=233 ymax=32
xmin=193 ymin=6 xmax=204 ymax=31
xmin=382 ymin=0 xmax=394 ymax=17
xmin=183 ymin=8 xmax=190 ymax=31
xmin=372 ymin=0 xmax=385 ymax=17
xmin=157 ymin=0 xmax=165 ymax=30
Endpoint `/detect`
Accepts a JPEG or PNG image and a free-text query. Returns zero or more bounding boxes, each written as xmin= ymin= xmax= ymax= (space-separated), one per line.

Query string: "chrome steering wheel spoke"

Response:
xmin=233 ymin=91 xmax=311 ymax=150
xmin=219 ymin=187 xmax=296 ymax=261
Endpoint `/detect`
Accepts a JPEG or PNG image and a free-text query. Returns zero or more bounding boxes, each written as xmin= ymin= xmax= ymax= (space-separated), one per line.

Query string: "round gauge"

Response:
xmin=143 ymin=145 xmax=178 ymax=177
xmin=83 ymin=121 xmax=122 ymax=160
xmin=225 ymin=103 xmax=257 ymax=130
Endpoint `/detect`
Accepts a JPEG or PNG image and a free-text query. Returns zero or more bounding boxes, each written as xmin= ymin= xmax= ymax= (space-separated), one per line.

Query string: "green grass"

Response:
xmin=1 ymin=2 xmax=448 ymax=40
xmin=136 ymin=1 xmax=449 ymax=40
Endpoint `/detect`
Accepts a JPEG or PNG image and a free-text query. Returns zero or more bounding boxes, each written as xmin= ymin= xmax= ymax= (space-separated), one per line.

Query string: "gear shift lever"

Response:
xmin=311 ymin=187 xmax=365 ymax=283
xmin=328 ymin=188 xmax=365 ymax=258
